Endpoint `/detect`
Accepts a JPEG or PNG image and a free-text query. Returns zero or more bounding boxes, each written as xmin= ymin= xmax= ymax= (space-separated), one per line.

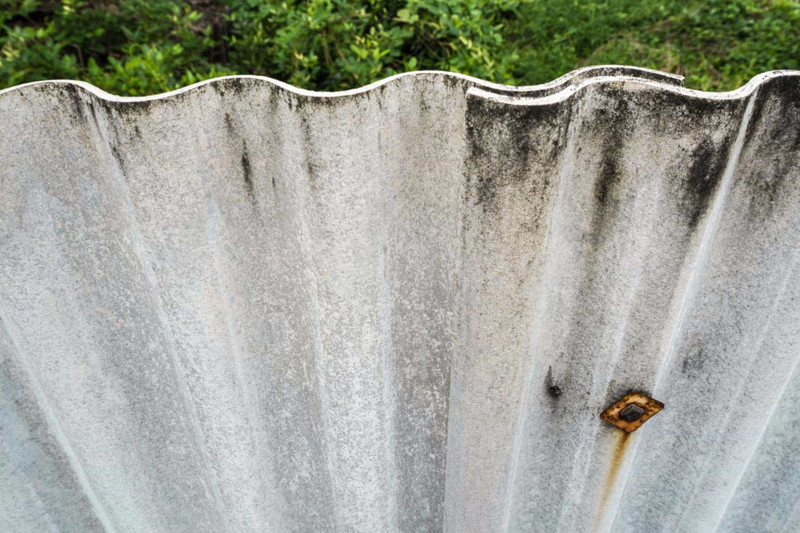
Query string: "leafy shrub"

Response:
xmin=224 ymin=0 xmax=521 ymax=89
xmin=0 ymin=0 xmax=232 ymax=94
xmin=1 ymin=0 xmax=799 ymax=95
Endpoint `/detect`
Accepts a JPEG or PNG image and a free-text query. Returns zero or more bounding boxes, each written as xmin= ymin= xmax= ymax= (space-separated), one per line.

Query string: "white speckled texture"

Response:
xmin=0 ymin=68 xmax=799 ymax=532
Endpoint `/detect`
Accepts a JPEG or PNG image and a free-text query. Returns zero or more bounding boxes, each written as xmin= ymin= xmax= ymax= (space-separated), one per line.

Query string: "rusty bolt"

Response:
xmin=618 ymin=404 xmax=645 ymax=422
xmin=600 ymin=393 xmax=664 ymax=433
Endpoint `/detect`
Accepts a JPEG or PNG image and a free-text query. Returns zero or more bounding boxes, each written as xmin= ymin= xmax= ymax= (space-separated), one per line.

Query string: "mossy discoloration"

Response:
xmin=681 ymin=340 xmax=706 ymax=376
xmin=299 ymin=113 xmax=318 ymax=186
xmin=241 ymin=143 xmax=255 ymax=199
xmin=47 ymin=83 xmax=90 ymax=125
xmin=224 ymin=112 xmax=235 ymax=134
xmin=585 ymin=91 xmax=631 ymax=252
xmin=61 ymin=83 xmax=85 ymax=118
xmin=592 ymin=136 xmax=623 ymax=238
xmin=741 ymin=77 xmax=800 ymax=220
xmin=682 ymin=136 xmax=733 ymax=230
xmin=102 ymin=97 xmax=157 ymax=119
xmin=589 ymin=84 xmax=741 ymax=238
xmin=109 ymin=144 xmax=125 ymax=169
xmin=224 ymin=77 xmax=251 ymax=97
xmin=86 ymin=99 xmax=100 ymax=129
xmin=221 ymin=110 xmax=257 ymax=203
xmin=465 ymin=96 xmax=566 ymax=214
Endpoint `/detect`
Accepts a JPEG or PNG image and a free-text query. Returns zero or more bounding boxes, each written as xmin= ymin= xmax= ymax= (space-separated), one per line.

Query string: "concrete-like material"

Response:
xmin=0 ymin=68 xmax=799 ymax=532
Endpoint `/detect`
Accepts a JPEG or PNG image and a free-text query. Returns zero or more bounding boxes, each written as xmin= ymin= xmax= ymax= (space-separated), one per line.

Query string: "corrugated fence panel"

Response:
xmin=0 ymin=68 xmax=798 ymax=532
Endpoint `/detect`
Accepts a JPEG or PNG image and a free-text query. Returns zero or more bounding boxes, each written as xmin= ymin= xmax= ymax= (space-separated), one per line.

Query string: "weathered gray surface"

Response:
xmin=0 ymin=67 xmax=799 ymax=532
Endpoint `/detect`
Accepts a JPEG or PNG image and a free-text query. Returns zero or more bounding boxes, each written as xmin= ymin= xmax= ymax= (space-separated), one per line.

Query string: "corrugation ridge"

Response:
xmin=197 ymin=104 xmax=283 ymax=530
xmin=499 ymin=93 xmax=578 ymax=533
xmin=86 ymin=96 xmax=233 ymax=531
xmin=673 ymin=251 xmax=799 ymax=530
xmin=710 ymin=256 xmax=800 ymax=533
xmin=607 ymin=83 xmax=762 ymax=533
xmin=0 ymin=302 xmax=117 ymax=532
xmin=651 ymin=88 xmax=759 ymax=404
xmin=294 ymin=115 xmax=341 ymax=529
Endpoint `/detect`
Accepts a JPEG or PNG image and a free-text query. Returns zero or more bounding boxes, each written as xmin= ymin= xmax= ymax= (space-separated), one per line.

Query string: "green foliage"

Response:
xmin=222 ymin=0 xmax=520 ymax=89
xmin=1 ymin=0 xmax=799 ymax=95
xmin=0 ymin=0 xmax=232 ymax=94
xmin=579 ymin=0 xmax=800 ymax=90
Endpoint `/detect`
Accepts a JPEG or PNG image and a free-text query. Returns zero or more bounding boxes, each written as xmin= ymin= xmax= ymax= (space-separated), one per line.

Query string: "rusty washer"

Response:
xmin=601 ymin=392 xmax=664 ymax=433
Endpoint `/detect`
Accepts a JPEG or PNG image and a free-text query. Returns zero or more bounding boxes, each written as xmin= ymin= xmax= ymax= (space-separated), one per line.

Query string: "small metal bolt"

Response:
xmin=618 ymin=404 xmax=645 ymax=422
xmin=601 ymin=393 xmax=663 ymax=433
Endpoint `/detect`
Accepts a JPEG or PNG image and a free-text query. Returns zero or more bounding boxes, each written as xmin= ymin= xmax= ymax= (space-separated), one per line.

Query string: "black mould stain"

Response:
xmin=465 ymin=96 xmax=565 ymax=212
xmin=226 ymin=77 xmax=250 ymax=96
xmin=52 ymin=83 xmax=87 ymax=123
xmin=683 ymin=136 xmax=730 ymax=230
xmin=241 ymin=142 xmax=255 ymax=200
xmin=681 ymin=342 xmax=705 ymax=376
xmin=224 ymin=112 xmax=234 ymax=134
xmin=300 ymin=114 xmax=318 ymax=185
xmin=87 ymin=99 xmax=100 ymax=129
xmin=595 ymin=142 xmax=621 ymax=207
xmin=110 ymin=144 xmax=125 ymax=168
xmin=292 ymin=92 xmax=343 ymax=113
xmin=741 ymin=78 xmax=793 ymax=147
xmin=743 ymin=77 xmax=800 ymax=220
xmin=100 ymin=97 xmax=156 ymax=120
xmin=223 ymin=111 xmax=258 ymax=203
xmin=749 ymin=169 xmax=785 ymax=220
xmin=585 ymin=92 xmax=631 ymax=252
xmin=589 ymin=136 xmax=623 ymax=250
xmin=545 ymin=366 xmax=562 ymax=399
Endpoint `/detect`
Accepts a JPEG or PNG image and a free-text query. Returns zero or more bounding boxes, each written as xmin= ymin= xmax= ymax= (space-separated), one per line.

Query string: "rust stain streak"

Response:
xmin=600 ymin=392 xmax=664 ymax=433
xmin=594 ymin=431 xmax=632 ymax=529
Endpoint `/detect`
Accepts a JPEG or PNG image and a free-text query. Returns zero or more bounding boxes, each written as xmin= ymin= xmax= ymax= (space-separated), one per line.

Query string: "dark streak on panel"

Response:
xmin=681 ymin=337 xmax=706 ymax=376
xmin=743 ymin=76 xmax=800 ymax=221
xmin=110 ymin=144 xmax=125 ymax=169
xmin=241 ymin=142 xmax=255 ymax=200
xmin=683 ymin=137 xmax=732 ymax=231
xmin=585 ymin=87 xmax=636 ymax=253
xmin=465 ymin=95 xmax=564 ymax=214
xmin=300 ymin=113 xmax=318 ymax=186
xmin=224 ymin=111 xmax=257 ymax=204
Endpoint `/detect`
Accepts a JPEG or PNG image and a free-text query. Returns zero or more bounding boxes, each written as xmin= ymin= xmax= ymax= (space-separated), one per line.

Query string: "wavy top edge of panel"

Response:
xmin=1 ymin=67 xmax=799 ymax=108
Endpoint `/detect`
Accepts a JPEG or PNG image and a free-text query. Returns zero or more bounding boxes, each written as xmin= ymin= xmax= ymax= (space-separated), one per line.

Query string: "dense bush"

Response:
xmin=1 ymin=0 xmax=799 ymax=95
